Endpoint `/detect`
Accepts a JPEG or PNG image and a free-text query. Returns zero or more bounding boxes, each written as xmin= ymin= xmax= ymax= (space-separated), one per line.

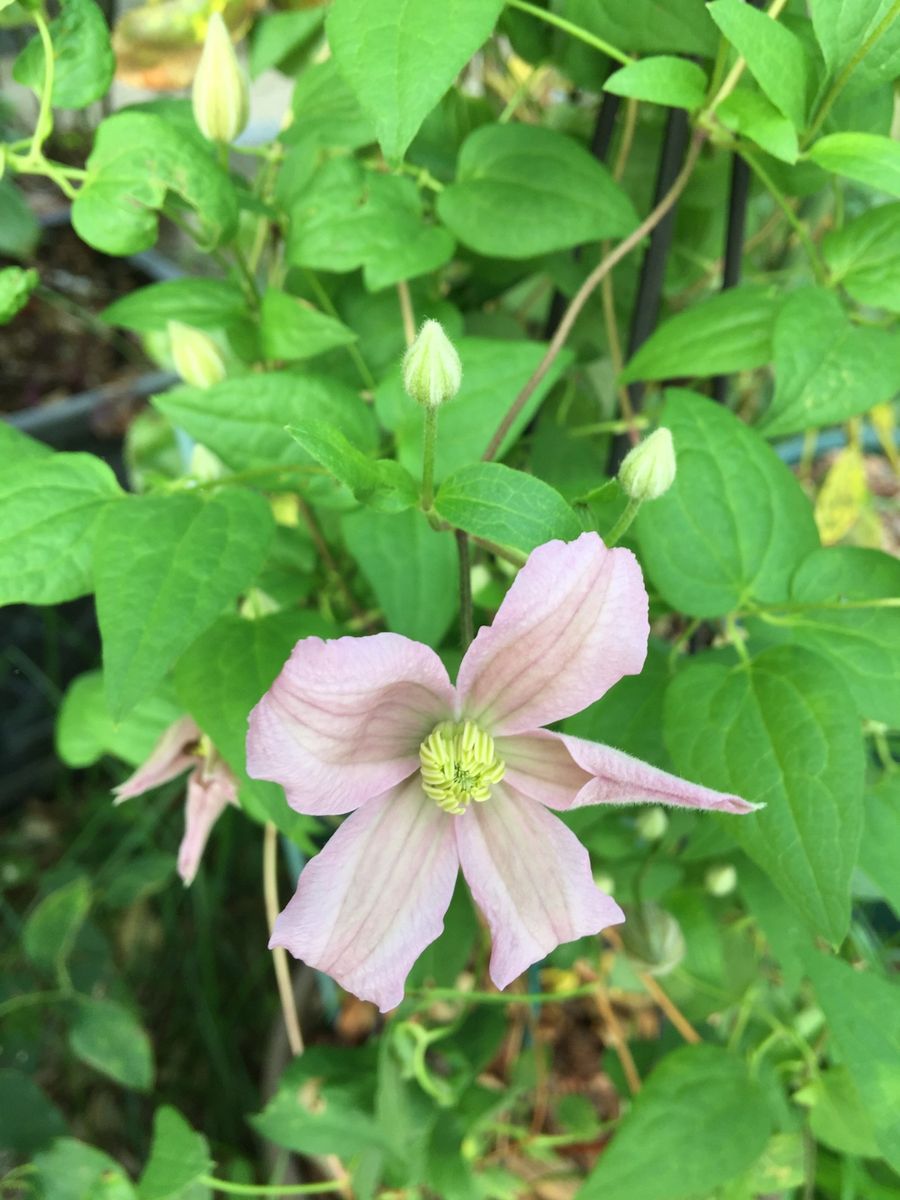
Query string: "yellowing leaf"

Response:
xmin=815 ymin=447 xmax=868 ymax=544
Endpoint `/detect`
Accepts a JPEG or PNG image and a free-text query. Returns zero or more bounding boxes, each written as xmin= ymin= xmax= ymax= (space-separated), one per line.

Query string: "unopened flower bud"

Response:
xmin=402 ymin=319 xmax=462 ymax=408
xmin=618 ymin=427 xmax=676 ymax=502
xmin=705 ymin=863 xmax=738 ymax=897
xmin=192 ymin=11 xmax=249 ymax=145
xmin=189 ymin=443 xmax=226 ymax=482
xmin=619 ymin=903 xmax=685 ymax=977
xmin=636 ymin=806 xmax=668 ymax=841
xmin=168 ymin=320 xmax=227 ymax=389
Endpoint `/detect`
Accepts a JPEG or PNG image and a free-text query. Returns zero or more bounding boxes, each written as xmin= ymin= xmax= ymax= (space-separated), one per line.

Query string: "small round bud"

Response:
xmin=592 ymin=871 xmax=615 ymax=895
xmin=618 ymin=427 xmax=676 ymax=502
xmin=168 ymin=320 xmax=227 ymax=389
xmin=188 ymin=443 xmax=226 ymax=482
xmin=402 ymin=319 xmax=462 ymax=408
xmin=635 ymin=805 xmax=668 ymax=842
xmin=192 ymin=11 xmax=249 ymax=145
xmin=705 ymin=863 xmax=738 ymax=897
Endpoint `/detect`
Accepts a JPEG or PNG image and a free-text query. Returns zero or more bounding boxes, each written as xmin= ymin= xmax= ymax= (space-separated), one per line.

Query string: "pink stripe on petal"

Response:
xmin=178 ymin=764 xmax=239 ymax=886
xmin=455 ymin=784 xmax=624 ymax=991
xmin=457 ymin=533 xmax=649 ymax=736
xmin=247 ymin=633 xmax=455 ymax=816
xmin=495 ymin=730 xmax=592 ymax=810
xmin=560 ymin=735 xmax=760 ymax=814
xmin=113 ymin=715 xmax=200 ymax=803
xmin=269 ymin=777 xmax=459 ymax=1012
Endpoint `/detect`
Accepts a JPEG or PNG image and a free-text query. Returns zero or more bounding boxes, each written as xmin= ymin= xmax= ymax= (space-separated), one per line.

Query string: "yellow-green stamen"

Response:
xmin=419 ymin=720 xmax=505 ymax=815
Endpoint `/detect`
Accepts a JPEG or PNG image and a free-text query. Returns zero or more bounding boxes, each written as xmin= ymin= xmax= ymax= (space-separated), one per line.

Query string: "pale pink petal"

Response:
xmin=495 ymin=730 xmax=592 ymax=810
xmin=177 ymin=763 xmax=239 ymax=886
xmin=112 ymin=716 xmax=200 ymax=803
xmin=456 ymin=533 xmax=648 ymax=736
xmin=560 ymin=734 xmax=759 ymax=814
xmin=247 ymin=633 xmax=455 ymax=816
xmin=269 ymin=776 xmax=458 ymax=1012
xmin=455 ymin=784 xmax=624 ymax=991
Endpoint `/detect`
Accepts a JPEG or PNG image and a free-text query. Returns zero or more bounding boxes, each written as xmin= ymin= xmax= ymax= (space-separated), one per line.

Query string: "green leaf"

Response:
xmin=35 ymin=1139 xmax=138 ymax=1200
xmin=757 ymin=546 xmax=900 ymax=725
xmin=375 ymin=336 xmax=572 ymax=480
xmin=95 ymin=490 xmax=275 ymax=720
xmin=287 ymin=420 xmax=419 ymax=512
xmin=286 ymin=58 xmax=375 ymax=149
xmin=14 ymin=0 xmax=114 ymax=107
xmin=72 ymin=112 xmax=238 ymax=255
xmin=603 ymin=56 xmax=708 ymax=109
xmin=260 ymin=290 xmax=358 ymax=361
xmin=174 ymin=610 xmax=329 ymax=846
xmin=69 ymin=997 xmax=154 ymax=1091
xmin=708 ymin=0 xmax=807 ymax=128
xmin=562 ymin=0 xmax=717 ymax=56
xmin=809 ymin=0 xmax=900 ymax=100
xmin=137 ymin=1107 xmax=212 ymax=1200
xmin=665 ymin=646 xmax=864 ymax=944
xmin=822 ymin=202 xmax=900 ymax=310
xmin=434 ymin=463 xmax=581 ymax=554
xmin=761 ymin=287 xmax=900 ymax=437
xmin=438 ymin=123 xmax=637 ymax=258
xmin=287 ymin=161 xmax=454 ymax=289
xmin=717 ymin=88 xmax=799 ymax=163
xmin=326 ymin=0 xmax=504 ymax=162
xmin=0 ymin=1069 xmax=67 ymax=1156
xmin=56 ymin=671 xmax=181 ymax=768
xmin=807 ymin=132 xmax=900 ymax=196
xmin=342 ymin=507 xmax=459 ymax=644
xmin=0 ymin=179 xmax=41 ymax=259
xmin=23 ymin=877 xmax=91 ymax=973
xmin=0 ymin=452 xmax=122 ymax=605
xmin=249 ymin=7 xmax=324 ymax=78
xmin=859 ymin=776 xmax=900 ymax=917
xmin=634 ymin=391 xmax=819 ymax=618
xmin=804 ymin=953 xmax=900 ymax=1171
xmin=0 ymin=264 xmax=38 ymax=323
xmin=795 ymin=1067 xmax=881 ymax=1158
xmin=620 ymin=285 xmax=779 ymax=384
xmin=152 ymin=372 xmax=376 ymax=472
xmin=102 ymin=279 xmax=247 ymax=333
xmin=578 ymin=1045 xmax=770 ymax=1200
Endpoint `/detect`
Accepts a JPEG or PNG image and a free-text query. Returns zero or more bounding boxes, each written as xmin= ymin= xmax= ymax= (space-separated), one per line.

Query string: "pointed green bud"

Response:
xmin=705 ymin=863 xmax=738 ymax=897
xmin=192 ymin=11 xmax=249 ymax=145
xmin=168 ymin=320 xmax=227 ymax=389
xmin=402 ymin=319 xmax=462 ymax=408
xmin=618 ymin=427 xmax=676 ymax=502
xmin=635 ymin=805 xmax=668 ymax=841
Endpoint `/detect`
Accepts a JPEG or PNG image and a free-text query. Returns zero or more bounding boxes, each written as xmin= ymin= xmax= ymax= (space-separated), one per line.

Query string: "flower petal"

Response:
xmin=495 ymin=730 xmax=592 ymax=810
xmin=561 ymin=735 xmax=760 ymax=814
xmin=455 ymin=784 xmax=624 ymax=991
xmin=457 ymin=533 xmax=648 ymax=736
xmin=269 ymin=777 xmax=459 ymax=1012
xmin=112 ymin=715 xmax=200 ymax=803
xmin=178 ymin=764 xmax=239 ymax=886
xmin=247 ymin=633 xmax=455 ymax=815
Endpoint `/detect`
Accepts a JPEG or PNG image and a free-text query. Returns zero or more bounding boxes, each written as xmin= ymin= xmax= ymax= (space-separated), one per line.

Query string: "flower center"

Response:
xmin=419 ymin=720 xmax=505 ymax=815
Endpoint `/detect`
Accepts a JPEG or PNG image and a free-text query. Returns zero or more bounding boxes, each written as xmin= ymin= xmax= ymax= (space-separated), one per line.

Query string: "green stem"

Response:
xmin=805 ymin=0 xmax=900 ymax=143
xmin=409 ymin=983 xmax=602 ymax=1006
xmin=198 ymin=1178 xmax=345 ymax=1196
xmin=456 ymin=530 xmax=474 ymax=651
xmin=420 ymin=404 xmax=439 ymax=511
xmin=303 ymin=271 xmax=376 ymax=389
xmin=604 ymin=496 xmax=642 ymax=546
xmin=30 ymin=9 xmax=55 ymax=157
xmin=0 ymin=989 xmax=70 ymax=1020
xmin=505 ymin=0 xmax=632 ymax=65
xmin=738 ymin=147 xmax=827 ymax=282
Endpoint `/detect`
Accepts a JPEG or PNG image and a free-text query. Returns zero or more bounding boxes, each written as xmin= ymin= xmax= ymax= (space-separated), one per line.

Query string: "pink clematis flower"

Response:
xmin=113 ymin=716 xmax=239 ymax=886
xmin=247 ymin=534 xmax=757 ymax=1012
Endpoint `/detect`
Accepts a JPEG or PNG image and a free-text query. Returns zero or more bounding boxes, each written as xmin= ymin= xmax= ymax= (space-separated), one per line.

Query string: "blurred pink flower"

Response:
xmin=114 ymin=716 xmax=238 ymax=886
xmin=248 ymin=533 xmax=757 ymax=1011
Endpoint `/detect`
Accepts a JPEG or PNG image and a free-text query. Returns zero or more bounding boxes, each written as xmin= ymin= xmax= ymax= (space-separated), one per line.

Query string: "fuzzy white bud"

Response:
xmin=619 ymin=427 xmax=676 ymax=502
xmin=402 ymin=319 xmax=462 ymax=408
xmin=168 ymin=320 xmax=227 ymax=389
xmin=636 ymin=806 xmax=668 ymax=841
xmin=705 ymin=863 xmax=738 ymax=897
xmin=192 ymin=12 xmax=249 ymax=145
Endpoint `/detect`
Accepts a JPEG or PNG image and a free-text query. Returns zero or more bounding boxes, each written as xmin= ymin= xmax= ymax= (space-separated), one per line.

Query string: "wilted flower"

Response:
xmin=248 ymin=534 xmax=757 ymax=1012
xmin=192 ymin=11 xmax=249 ymax=144
xmin=619 ymin=427 xmax=676 ymax=502
xmin=168 ymin=320 xmax=227 ymax=389
xmin=402 ymin=319 xmax=462 ymax=408
xmin=114 ymin=716 xmax=238 ymax=885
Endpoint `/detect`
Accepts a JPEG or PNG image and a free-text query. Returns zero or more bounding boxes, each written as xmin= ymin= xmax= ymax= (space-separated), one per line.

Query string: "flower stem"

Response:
xmin=397 ymin=279 xmax=415 ymax=348
xmin=456 ymin=530 xmax=474 ymax=651
xmin=505 ymin=0 xmax=632 ymax=65
xmin=483 ymin=130 xmax=705 ymax=462
xmin=604 ymin=496 xmax=642 ymax=546
xmin=263 ymin=822 xmax=304 ymax=1056
xmin=30 ymin=10 xmax=55 ymax=157
xmin=420 ymin=404 xmax=439 ymax=511
xmin=198 ymin=1177 xmax=344 ymax=1196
